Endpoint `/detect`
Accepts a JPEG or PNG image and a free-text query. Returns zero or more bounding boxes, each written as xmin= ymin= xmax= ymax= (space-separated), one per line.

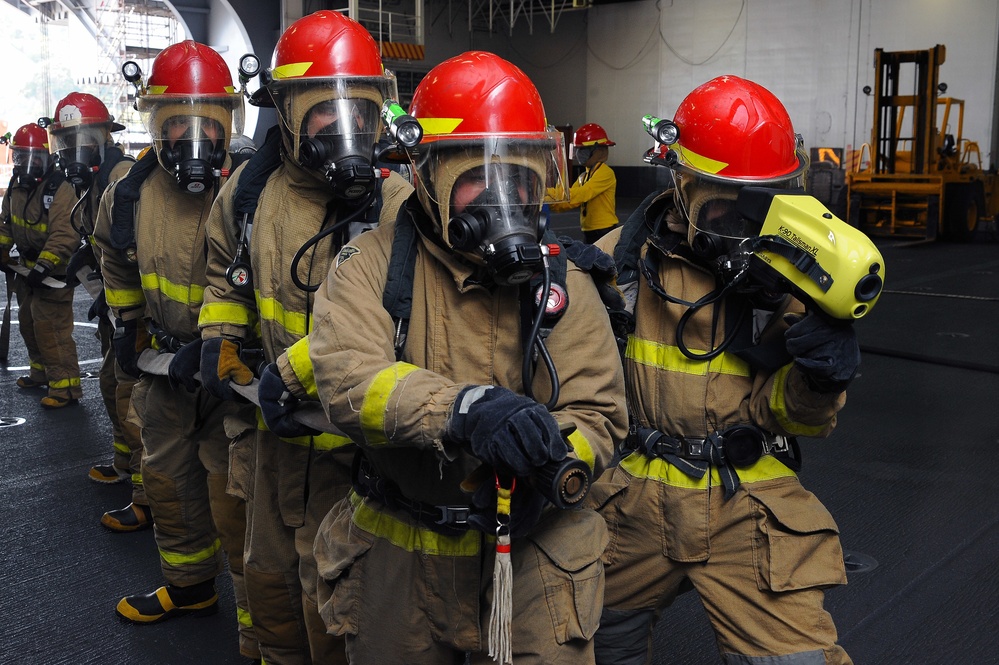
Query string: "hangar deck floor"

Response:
xmin=1 ymin=202 xmax=997 ymax=664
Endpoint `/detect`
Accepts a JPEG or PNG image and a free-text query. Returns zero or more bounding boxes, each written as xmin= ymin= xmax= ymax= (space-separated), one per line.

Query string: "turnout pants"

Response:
xmin=315 ymin=493 xmax=609 ymax=665
xmin=136 ymin=375 xmax=257 ymax=658
xmin=14 ymin=279 xmax=81 ymax=399
xmin=98 ymin=316 xmax=145 ymax=504
xmin=243 ymin=430 xmax=352 ymax=665
xmin=588 ymin=456 xmax=851 ymax=664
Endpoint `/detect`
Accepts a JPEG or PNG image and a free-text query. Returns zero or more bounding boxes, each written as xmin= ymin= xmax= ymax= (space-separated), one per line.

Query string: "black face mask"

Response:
xmin=58 ymin=146 xmax=101 ymax=190
xmin=160 ymin=138 xmax=226 ymax=193
xmin=447 ymin=178 xmax=543 ymax=286
xmin=298 ymin=132 xmax=376 ymax=200
xmin=11 ymin=164 xmax=45 ymax=188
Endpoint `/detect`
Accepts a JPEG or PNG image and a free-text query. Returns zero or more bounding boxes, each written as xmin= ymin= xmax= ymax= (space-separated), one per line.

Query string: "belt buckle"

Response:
xmin=764 ymin=434 xmax=791 ymax=455
xmin=436 ymin=505 xmax=470 ymax=527
xmin=685 ymin=438 xmax=705 ymax=457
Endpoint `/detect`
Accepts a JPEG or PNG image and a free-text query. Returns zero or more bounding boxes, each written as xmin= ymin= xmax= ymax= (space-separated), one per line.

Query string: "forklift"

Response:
xmin=846 ymin=44 xmax=999 ymax=241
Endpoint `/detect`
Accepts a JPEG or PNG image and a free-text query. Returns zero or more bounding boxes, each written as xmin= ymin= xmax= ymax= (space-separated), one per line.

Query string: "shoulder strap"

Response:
xmin=97 ymin=145 xmax=134 ymax=200
xmin=614 ymin=189 xmax=662 ymax=286
xmin=233 ymin=125 xmax=282 ymax=220
xmin=109 ymin=149 xmax=159 ymax=251
xmin=42 ymin=170 xmax=66 ymax=201
xmin=383 ymin=202 xmax=418 ymax=360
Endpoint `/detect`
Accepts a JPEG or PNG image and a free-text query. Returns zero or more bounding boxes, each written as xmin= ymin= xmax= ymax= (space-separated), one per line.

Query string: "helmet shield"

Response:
xmin=138 ymin=98 xmax=237 ymax=181
xmin=268 ymin=76 xmax=395 ymax=167
xmin=11 ymin=147 xmax=50 ymax=185
xmin=407 ymin=131 xmax=567 ymax=284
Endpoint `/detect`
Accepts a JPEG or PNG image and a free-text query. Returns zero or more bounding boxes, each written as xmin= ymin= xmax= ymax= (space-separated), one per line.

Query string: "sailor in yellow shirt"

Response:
xmin=548 ymin=123 xmax=619 ymax=242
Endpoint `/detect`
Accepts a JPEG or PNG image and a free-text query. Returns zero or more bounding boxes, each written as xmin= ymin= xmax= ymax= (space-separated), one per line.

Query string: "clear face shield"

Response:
xmin=138 ymin=96 xmax=240 ymax=193
xmin=11 ymin=147 xmax=51 ymax=186
xmin=49 ymin=125 xmax=107 ymax=189
xmin=269 ymin=76 xmax=396 ymax=199
xmin=408 ymin=132 xmax=568 ymax=285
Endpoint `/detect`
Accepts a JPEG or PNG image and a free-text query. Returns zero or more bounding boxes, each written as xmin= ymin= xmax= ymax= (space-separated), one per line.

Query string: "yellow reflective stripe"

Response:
xmin=768 ymin=364 xmax=829 ymax=437
xmin=360 ymin=362 xmax=419 ymax=446
xmin=286 ymin=336 xmax=318 ymax=399
xmin=159 ymin=538 xmax=221 ymax=566
xmin=255 ymin=410 xmax=353 ymax=450
xmin=37 ymin=250 xmax=62 ymax=266
xmin=105 ymin=287 xmax=146 ymax=309
xmin=675 ymin=144 xmax=729 ymax=175
xmin=113 ymin=440 xmax=130 ymax=455
xmin=256 ymin=294 xmax=309 ymax=337
xmin=198 ymin=301 xmax=255 ymax=327
xmin=10 ymin=214 xmax=48 ymax=234
xmin=567 ymin=429 xmax=596 ymax=472
xmin=139 ymin=272 xmax=205 ymax=307
xmin=349 ymin=491 xmax=481 ymax=556
xmin=29 ymin=360 xmax=44 ymax=371
xmin=419 ymin=118 xmax=464 ymax=135
xmin=237 ymin=607 xmax=253 ymax=629
xmin=272 ymin=62 xmax=313 ymax=79
xmin=47 ymin=377 xmax=81 ymax=389
xmin=626 ymin=336 xmax=750 ymax=377
xmin=131 ymin=472 xmax=143 ymax=485
xmin=619 ymin=451 xmax=796 ymax=488
xmin=0 ymin=234 xmax=12 ymax=244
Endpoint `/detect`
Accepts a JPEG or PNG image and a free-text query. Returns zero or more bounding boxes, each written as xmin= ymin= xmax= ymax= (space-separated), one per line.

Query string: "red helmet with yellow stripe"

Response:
xmin=670 ymin=75 xmax=805 ymax=184
xmin=573 ymin=123 xmax=614 ymax=147
xmin=263 ymin=9 xmax=397 ymax=179
xmin=9 ymin=123 xmax=51 ymax=185
xmin=404 ymin=51 xmax=569 ymax=284
xmin=137 ymin=41 xmax=243 ymax=182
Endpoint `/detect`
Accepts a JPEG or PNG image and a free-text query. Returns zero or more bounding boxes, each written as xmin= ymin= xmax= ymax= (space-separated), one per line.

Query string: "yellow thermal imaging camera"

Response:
xmin=737 ymin=188 xmax=885 ymax=320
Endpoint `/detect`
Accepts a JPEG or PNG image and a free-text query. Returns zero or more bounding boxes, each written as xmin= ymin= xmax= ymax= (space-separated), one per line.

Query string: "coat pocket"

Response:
xmin=315 ymin=499 xmax=374 ymax=636
xmin=749 ymin=479 xmax=848 ymax=593
xmin=530 ymin=509 xmax=609 ymax=643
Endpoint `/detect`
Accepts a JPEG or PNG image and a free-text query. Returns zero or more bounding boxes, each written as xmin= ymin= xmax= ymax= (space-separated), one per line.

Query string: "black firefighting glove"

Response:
xmin=560 ymin=236 xmax=617 ymax=274
xmin=87 ymin=289 xmax=108 ymax=321
xmin=258 ymin=362 xmax=320 ymax=439
xmin=167 ymin=338 xmax=203 ymax=393
xmin=200 ymin=336 xmax=254 ymax=401
xmin=467 ymin=477 xmax=547 ymax=539
xmin=65 ymin=242 xmax=97 ymax=287
xmin=784 ymin=312 xmax=861 ymax=394
xmin=0 ymin=246 xmax=11 ymax=274
xmin=25 ymin=263 xmax=51 ymax=289
xmin=448 ymin=385 xmax=568 ymax=477
xmin=112 ymin=317 xmax=152 ymax=379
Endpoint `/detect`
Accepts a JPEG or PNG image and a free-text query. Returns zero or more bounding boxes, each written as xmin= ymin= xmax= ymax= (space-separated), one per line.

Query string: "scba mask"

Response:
xmin=155 ymin=116 xmax=227 ymax=193
xmin=268 ymin=76 xmax=394 ymax=200
xmin=573 ymin=146 xmax=594 ymax=166
xmin=50 ymin=126 xmax=106 ymax=190
xmin=11 ymin=148 xmax=50 ymax=187
xmin=298 ymin=98 xmax=381 ymax=199
xmin=447 ymin=163 xmax=546 ymax=285
xmin=410 ymin=134 xmax=564 ymax=286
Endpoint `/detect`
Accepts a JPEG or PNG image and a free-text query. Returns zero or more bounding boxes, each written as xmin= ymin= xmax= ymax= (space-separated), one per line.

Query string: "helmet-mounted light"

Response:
xmin=238 ymin=53 xmax=261 ymax=95
xmin=0 ymin=132 xmax=9 ymax=146
xmin=642 ymin=114 xmax=679 ymax=146
xmin=381 ymin=99 xmax=422 ymax=148
xmin=122 ymin=61 xmax=144 ymax=109
xmin=37 ymin=117 xmax=51 ymax=129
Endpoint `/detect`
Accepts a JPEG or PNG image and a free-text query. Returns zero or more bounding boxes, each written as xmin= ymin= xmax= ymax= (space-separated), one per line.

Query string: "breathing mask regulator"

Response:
xmin=447 ymin=167 xmax=548 ymax=287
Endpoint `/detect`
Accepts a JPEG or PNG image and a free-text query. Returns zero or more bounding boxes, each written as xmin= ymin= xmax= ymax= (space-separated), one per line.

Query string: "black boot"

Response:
xmin=116 ymin=579 xmax=218 ymax=624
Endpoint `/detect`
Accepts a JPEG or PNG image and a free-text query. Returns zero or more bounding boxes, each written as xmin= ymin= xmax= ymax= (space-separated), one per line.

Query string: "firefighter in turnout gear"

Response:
xmin=548 ymin=123 xmax=619 ymax=243
xmin=0 ymin=123 xmax=83 ymax=407
xmin=278 ymin=51 xmax=627 ymax=664
xmin=45 ymin=91 xmax=144 ymax=496
xmin=91 ymin=41 xmax=259 ymax=660
xmin=197 ymin=11 xmax=412 ymax=664
xmin=588 ymin=75 xmax=855 ymax=664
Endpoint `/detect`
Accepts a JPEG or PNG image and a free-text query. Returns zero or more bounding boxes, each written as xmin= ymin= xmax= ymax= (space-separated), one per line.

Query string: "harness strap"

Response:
xmin=629 ymin=424 xmax=801 ymax=498
xmin=351 ymin=452 xmax=472 ymax=536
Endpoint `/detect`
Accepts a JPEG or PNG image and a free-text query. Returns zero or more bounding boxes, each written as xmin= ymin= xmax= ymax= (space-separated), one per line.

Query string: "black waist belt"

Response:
xmin=628 ymin=424 xmax=801 ymax=499
xmin=351 ymin=452 xmax=472 ymax=537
